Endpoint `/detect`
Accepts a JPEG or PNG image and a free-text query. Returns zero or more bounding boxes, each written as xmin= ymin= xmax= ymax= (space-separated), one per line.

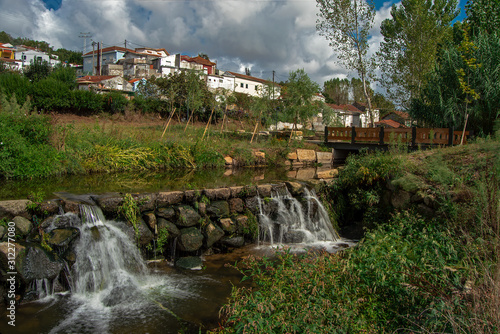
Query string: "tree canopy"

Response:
xmin=377 ymin=0 xmax=459 ymax=108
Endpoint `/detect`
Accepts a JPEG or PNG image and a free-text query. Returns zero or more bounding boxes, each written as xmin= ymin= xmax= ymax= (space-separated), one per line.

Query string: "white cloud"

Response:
xmin=0 ymin=0 xmax=397 ymax=89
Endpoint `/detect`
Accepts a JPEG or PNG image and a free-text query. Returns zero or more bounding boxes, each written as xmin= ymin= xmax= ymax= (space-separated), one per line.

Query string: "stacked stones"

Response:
xmin=285 ymin=149 xmax=339 ymax=180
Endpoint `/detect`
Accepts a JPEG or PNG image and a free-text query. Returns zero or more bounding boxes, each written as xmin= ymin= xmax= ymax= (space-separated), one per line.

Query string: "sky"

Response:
xmin=0 ymin=0 xmax=467 ymax=90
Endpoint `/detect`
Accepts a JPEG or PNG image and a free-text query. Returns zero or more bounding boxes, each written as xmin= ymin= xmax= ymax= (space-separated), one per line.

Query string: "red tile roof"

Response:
xmin=326 ymin=103 xmax=362 ymax=113
xmin=128 ymin=78 xmax=142 ymax=83
xmin=77 ymin=75 xmax=119 ymax=83
xmin=393 ymin=110 xmax=410 ymax=119
xmin=375 ymin=119 xmax=405 ymax=128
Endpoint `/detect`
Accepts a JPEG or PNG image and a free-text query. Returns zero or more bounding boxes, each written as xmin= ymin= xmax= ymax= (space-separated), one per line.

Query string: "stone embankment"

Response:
xmin=0 ymin=181 xmax=309 ymax=303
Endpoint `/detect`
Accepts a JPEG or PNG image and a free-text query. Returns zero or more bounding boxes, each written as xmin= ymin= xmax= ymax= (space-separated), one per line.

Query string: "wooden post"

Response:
xmin=324 ymin=126 xmax=328 ymax=145
xmin=202 ymin=108 xmax=215 ymax=140
xmin=460 ymin=114 xmax=469 ymax=145
xmin=411 ymin=127 xmax=416 ymax=147
xmin=184 ymin=112 xmax=194 ymax=132
xmin=161 ymin=108 xmax=176 ymax=138
xmin=379 ymin=126 xmax=384 ymax=145
xmin=448 ymin=127 xmax=454 ymax=146
xmin=351 ymin=126 xmax=356 ymax=144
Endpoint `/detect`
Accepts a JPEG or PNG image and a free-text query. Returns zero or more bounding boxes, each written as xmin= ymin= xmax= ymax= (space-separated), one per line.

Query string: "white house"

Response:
xmin=206 ymin=71 xmax=235 ymax=92
xmin=226 ymin=71 xmax=280 ymax=98
xmin=14 ymin=47 xmax=60 ymax=69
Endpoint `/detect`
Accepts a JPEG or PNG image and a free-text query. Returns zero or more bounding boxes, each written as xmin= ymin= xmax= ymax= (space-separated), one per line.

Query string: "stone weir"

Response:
xmin=0 ymin=181 xmax=329 ymax=304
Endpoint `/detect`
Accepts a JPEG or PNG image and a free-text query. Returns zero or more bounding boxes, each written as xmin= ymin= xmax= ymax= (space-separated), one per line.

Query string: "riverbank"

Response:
xmin=216 ymin=136 xmax=500 ymax=333
xmin=0 ymin=106 xmax=324 ymax=180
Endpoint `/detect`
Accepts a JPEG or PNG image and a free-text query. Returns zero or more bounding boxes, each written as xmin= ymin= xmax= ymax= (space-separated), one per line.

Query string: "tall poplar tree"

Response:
xmin=377 ymin=0 xmax=459 ymax=108
xmin=316 ymin=0 xmax=376 ymax=126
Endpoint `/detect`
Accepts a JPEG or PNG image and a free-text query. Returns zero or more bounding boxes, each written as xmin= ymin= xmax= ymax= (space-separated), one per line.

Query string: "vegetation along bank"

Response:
xmin=215 ymin=135 xmax=500 ymax=333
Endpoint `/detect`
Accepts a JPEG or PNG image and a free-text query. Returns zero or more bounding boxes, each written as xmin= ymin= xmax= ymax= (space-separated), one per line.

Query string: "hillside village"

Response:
xmin=0 ymin=41 xmax=415 ymax=129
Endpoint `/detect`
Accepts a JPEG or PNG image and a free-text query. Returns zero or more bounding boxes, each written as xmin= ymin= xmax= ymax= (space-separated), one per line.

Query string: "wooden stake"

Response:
xmin=202 ymin=108 xmax=215 ymax=140
xmin=460 ymin=113 xmax=469 ymax=145
xmin=250 ymin=111 xmax=262 ymax=143
xmin=184 ymin=112 xmax=194 ymax=132
xmin=161 ymin=107 xmax=176 ymax=138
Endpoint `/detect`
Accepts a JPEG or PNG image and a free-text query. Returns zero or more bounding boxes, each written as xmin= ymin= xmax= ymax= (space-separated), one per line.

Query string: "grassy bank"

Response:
xmin=216 ymin=136 xmax=500 ymax=333
xmin=0 ymin=97 xmax=317 ymax=179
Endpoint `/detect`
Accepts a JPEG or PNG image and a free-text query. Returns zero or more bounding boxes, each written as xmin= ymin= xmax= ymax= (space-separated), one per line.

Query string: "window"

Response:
xmin=219 ymin=79 xmax=223 ymax=83
xmin=246 ymin=84 xmax=248 ymax=89
xmin=255 ymin=85 xmax=258 ymax=90
xmin=240 ymin=83 xmax=244 ymax=88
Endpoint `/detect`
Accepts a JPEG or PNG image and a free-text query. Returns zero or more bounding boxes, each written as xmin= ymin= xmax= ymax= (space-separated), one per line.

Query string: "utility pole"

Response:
xmin=92 ymin=41 xmax=96 ymax=75
xmin=79 ymin=32 xmax=92 ymax=55
xmin=124 ymin=39 xmax=127 ymax=50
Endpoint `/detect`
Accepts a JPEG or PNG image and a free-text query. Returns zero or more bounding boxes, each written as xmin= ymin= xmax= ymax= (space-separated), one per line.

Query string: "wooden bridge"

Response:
xmin=322 ymin=126 xmax=469 ymax=161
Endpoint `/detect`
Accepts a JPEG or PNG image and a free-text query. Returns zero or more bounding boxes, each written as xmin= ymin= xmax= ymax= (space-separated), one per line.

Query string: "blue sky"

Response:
xmin=3 ymin=0 xmax=468 ymax=88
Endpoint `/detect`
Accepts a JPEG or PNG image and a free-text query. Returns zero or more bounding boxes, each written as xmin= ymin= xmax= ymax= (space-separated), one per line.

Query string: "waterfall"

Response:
xmin=256 ymin=186 xmax=340 ymax=245
xmin=72 ymin=205 xmax=148 ymax=302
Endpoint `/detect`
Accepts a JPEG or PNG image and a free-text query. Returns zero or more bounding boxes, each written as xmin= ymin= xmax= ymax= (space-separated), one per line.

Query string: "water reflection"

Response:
xmin=0 ymin=167 xmax=291 ymax=200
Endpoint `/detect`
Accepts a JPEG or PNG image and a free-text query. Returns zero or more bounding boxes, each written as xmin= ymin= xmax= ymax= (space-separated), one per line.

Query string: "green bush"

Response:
xmin=220 ymin=213 xmax=469 ymax=333
xmin=71 ymin=90 xmax=103 ymax=114
xmin=32 ymin=77 xmax=72 ymax=112
xmin=102 ymin=91 xmax=129 ymax=114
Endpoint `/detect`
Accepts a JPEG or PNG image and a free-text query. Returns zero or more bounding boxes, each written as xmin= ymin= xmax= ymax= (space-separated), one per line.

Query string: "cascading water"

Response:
xmin=256 ymin=186 xmax=340 ymax=247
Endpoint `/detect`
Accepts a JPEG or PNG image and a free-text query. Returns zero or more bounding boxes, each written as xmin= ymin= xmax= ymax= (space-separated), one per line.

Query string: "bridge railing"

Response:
xmin=325 ymin=126 xmax=469 ymax=146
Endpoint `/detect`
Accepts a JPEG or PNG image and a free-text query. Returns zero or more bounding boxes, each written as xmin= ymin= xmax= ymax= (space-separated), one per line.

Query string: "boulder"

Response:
xmin=204 ymin=188 xmax=231 ymax=201
xmin=219 ymin=218 xmax=236 ymax=234
xmin=0 ymin=200 xmax=30 ymax=219
xmin=136 ymin=218 xmax=154 ymax=246
xmin=13 ymin=216 xmax=32 ymax=237
xmin=176 ymin=256 xmax=203 ymax=270
xmin=285 ymin=182 xmax=304 ymax=196
xmin=316 ymin=151 xmax=333 ymax=164
xmin=207 ymin=201 xmax=230 ymax=219
xmin=177 ymin=227 xmax=204 ymax=252
xmin=228 ymin=198 xmax=244 ymax=213
xmin=94 ymin=194 xmax=123 ymax=216
xmin=204 ymin=222 xmax=225 ymax=247
xmin=184 ymin=190 xmax=201 ymax=203
xmin=296 ymin=149 xmax=316 ymax=162
xmin=133 ymin=193 xmax=156 ymax=212
xmin=0 ymin=226 xmax=6 ymax=240
xmin=229 ymin=186 xmax=246 ymax=198
xmin=156 ymin=191 xmax=184 ymax=207
xmin=40 ymin=200 xmax=61 ymax=217
xmin=224 ymin=156 xmax=233 ymax=165
xmin=42 ymin=213 xmax=81 ymax=232
xmin=315 ymin=169 xmax=339 ymax=179
xmin=142 ymin=212 xmax=157 ymax=232
xmin=296 ymin=168 xmax=316 ymax=180
xmin=157 ymin=218 xmax=180 ymax=239
xmin=46 ymin=228 xmax=79 ymax=248
xmin=63 ymin=200 xmax=81 ymax=214
xmin=176 ymin=205 xmax=201 ymax=227
xmin=257 ymin=184 xmax=272 ymax=198
xmin=18 ymin=246 xmax=62 ymax=281
xmin=156 ymin=207 xmax=176 ymax=220
xmin=284 ymin=230 xmax=308 ymax=243
xmin=221 ymin=236 xmax=245 ymax=248
xmin=245 ymin=197 xmax=260 ymax=214
xmin=287 ymin=152 xmax=298 ymax=160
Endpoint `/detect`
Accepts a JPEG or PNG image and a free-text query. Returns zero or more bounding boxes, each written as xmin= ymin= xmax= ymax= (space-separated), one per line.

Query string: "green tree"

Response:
xmin=24 ymin=60 xmax=51 ymax=83
xmin=410 ymin=28 xmax=500 ymax=136
xmin=0 ymin=31 xmax=13 ymax=43
xmin=372 ymin=92 xmax=395 ymax=116
xmin=466 ymin=0 xmax=500 ymax=36
xmin=323 ymin=78 xmax=349 ymax=104
xmin=377 ymin=0 xmax=459 ymax=107
xmin=316 ymin=0 xmax=376 ymax=126
xmin=283 ymin=69 xmax=320 ymax=127
xmin=351 ymin=77 xmax=373 ymax=104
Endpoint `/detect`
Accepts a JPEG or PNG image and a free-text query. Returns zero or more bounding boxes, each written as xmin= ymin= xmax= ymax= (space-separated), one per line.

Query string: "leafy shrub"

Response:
xmin=102 ymin=91 xmax=129 ymax=114
xmin=220 ymin=213 xmax=469 ymax=333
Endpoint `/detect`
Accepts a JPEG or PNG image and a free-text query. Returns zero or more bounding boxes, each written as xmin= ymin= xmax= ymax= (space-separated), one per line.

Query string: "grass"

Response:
xmin=0 ymin=106 xmax=314 ymax=179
